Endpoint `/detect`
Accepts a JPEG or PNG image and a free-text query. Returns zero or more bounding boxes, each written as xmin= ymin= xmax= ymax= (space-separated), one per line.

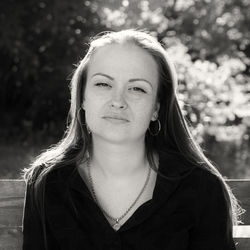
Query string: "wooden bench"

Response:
xmin=0 ymin=179 xmax=250 ymax=249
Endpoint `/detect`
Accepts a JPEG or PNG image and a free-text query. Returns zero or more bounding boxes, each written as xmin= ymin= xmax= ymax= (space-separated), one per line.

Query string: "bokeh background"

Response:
xmin=1 ymin=0 xmax=250 ymax=179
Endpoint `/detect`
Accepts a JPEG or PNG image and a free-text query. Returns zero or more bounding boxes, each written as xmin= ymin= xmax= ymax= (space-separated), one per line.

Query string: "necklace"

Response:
xmin=86 ymin=158 xmax=151 ymax=231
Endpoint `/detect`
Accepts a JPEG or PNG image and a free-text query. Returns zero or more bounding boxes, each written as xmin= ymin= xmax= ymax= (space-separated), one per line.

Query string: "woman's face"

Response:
xmin=83 ymin=43 xmax=160 ymax=144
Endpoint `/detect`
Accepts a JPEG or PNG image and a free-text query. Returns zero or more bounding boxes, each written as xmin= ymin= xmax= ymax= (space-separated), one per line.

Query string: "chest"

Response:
xmin=46 ymin=184 xmax=196 ymax=250
xmin=78 ymin=165 xmax=158 ymax=228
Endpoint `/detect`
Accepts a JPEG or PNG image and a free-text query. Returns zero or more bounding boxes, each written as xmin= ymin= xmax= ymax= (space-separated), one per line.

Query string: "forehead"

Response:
xmin=87 ymin=43 xmax=159 ymax=84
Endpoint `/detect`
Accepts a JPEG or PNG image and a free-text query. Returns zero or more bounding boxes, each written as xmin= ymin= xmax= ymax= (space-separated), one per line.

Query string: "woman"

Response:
xmin=22 ymin=29 xmax=242 ymax=250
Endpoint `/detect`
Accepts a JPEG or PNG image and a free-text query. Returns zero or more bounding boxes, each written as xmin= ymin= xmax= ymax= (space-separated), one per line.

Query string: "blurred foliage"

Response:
xmin=94 ymin=0 xmax=250 ymax=178
xmin=0 ymin=0 xmax=250 ymax=178
xmin=0 ymin=0 xmax=105 ymax=137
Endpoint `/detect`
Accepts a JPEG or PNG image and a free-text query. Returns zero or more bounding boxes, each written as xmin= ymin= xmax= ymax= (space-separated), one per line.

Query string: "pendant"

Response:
xmin=112 ymin=220 xmax=121 ymax=231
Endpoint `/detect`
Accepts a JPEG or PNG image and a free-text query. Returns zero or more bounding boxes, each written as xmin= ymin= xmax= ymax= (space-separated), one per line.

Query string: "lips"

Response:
xmin=103 ymin=115 xmax=129 ymax=122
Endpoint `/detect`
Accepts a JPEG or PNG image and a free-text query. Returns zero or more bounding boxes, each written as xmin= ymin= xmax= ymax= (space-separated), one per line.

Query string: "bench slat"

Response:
xmin=234 ymin=238 xmax=250 ymax=250
xmin=0 ymin=227 xmax=22 ymax=250
xmin=234 ymin=226 xmax=250 ymax=238
xmin=0 ymin=180 xmax=25 ymax=227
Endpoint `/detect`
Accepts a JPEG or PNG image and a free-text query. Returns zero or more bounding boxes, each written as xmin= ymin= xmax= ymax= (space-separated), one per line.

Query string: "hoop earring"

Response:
xmin=77 ymin=107 xmax=91 ymax=134
xmin=86 ymin=124 xmax=91 ymax=134
xmin=83 ymin=122 xmax=91 ymax=134
xmin=77 ymin=108 xmax=82 ymax=122
xmin=148 ymin=119 xmax=161 ymax=136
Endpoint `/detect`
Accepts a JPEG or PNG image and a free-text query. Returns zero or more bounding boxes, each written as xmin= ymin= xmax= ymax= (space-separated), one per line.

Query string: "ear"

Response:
xmin=151 ymin=102 xmax=160 ymax=121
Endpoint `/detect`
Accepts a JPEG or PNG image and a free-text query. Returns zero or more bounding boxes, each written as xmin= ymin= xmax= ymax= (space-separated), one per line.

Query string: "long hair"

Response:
xmin=22 ymin=29 xmax=243 ymax=247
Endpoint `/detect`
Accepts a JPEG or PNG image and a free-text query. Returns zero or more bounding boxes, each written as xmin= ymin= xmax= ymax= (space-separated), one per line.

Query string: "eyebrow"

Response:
xmin=92 ymin=73 xmax=114 ymax=80
xmin=91 ymin=73 xmax=152 ymax=87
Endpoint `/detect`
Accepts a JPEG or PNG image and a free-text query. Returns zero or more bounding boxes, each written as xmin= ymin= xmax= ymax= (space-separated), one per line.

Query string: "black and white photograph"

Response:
xmin=1 ymin=0 xmax=250 ymax=249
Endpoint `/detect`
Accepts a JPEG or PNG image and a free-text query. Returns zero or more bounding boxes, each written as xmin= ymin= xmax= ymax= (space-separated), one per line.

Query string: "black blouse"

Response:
xmin=22 ymin=152 xmax=236 ymax=250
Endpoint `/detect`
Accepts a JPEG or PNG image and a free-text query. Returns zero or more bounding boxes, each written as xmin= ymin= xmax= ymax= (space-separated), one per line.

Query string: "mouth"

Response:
xmin=103 ymin=116 xmax=129 ymax=122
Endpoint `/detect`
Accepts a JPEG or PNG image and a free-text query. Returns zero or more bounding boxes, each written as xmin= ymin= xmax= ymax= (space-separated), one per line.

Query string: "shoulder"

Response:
xmin=189 ymin=166 xmax=225 ymax=192
xmin=158 ymin=149 xmax=224 ymax=188
xmin=25 ymin=163 xmax=75 ymax=193
xmin=158 ymin=150 xmax=227 ymax=202
xmin=180 ymin=162 xmax=225 ymax=199
xmin=44 ymin=163 xmax=76 ymax=190
xmin=186 ymin=166 xmax=229 ymax=219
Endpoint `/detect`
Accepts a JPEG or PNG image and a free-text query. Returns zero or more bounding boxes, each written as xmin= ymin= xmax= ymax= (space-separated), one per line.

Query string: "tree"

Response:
xmin=0 ymin=0 xmax=106 ymax=136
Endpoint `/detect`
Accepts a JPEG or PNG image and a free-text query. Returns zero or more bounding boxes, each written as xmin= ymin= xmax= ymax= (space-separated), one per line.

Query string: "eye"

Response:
xmin=95 ymin=82 xmax=111 ymax=88
xmin=129 ymin=87 xmax=147 ymax=93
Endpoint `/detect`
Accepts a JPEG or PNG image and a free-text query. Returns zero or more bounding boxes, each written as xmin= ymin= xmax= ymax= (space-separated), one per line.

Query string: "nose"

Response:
xmin=110 ymin=89 xmax=127 ymax=110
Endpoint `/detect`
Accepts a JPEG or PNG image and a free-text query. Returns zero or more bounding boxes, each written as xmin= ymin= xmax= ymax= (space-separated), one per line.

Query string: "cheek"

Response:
xmin=83 ymin=90 xmax=104 ymax=111
xmin=134 ymin=102 xmax=155 ymax=124
xmin=83 ymin=98 xmax=99 ymax=122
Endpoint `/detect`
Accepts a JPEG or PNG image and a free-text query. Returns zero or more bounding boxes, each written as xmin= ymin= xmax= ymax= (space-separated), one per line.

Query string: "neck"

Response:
xmin=89 ymin=137 xmax=148 ymax=179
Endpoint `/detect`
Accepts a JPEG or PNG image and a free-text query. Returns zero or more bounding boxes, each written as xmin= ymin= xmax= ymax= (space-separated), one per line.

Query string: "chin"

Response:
xmin=93 ymin=130 xmax=145 ymax=145
xmin=100 ymin=132 xmax=130 ymax=143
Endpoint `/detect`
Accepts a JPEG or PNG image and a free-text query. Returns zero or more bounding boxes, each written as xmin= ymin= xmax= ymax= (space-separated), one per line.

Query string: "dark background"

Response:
xmin=1 ymin=0 xmax=250 ymax=179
